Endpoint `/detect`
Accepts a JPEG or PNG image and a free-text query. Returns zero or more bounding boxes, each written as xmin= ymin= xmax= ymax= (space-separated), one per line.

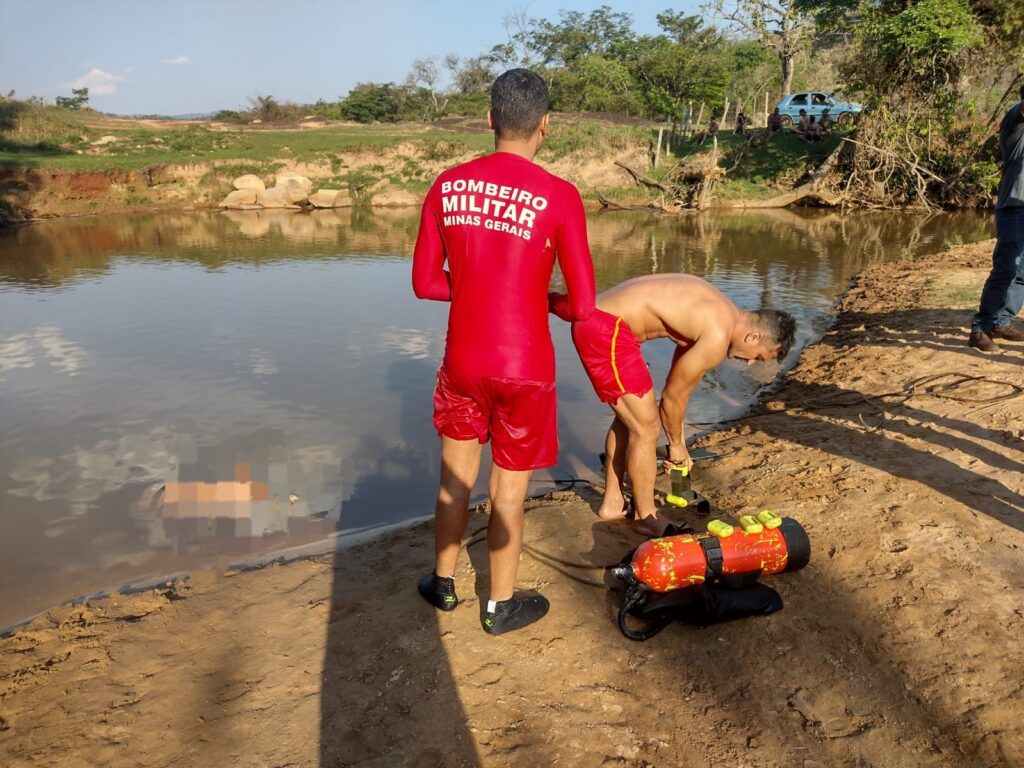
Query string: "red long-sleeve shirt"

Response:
xmin=413 ymin=151 xmax=595 ymax=381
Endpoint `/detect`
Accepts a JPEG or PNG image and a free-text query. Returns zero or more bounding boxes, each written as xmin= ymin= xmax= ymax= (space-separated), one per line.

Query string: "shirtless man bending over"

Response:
xmin=550 ymin=274 xmax=795 ymax=537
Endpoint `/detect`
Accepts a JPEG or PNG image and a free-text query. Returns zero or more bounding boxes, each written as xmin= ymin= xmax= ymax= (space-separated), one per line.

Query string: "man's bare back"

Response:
xmin=597 ymin=274 xmax=739 ymax=362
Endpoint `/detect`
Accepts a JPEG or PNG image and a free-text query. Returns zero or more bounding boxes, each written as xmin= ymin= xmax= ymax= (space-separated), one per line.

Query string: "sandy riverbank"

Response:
xmin=2 ymin=240 xmax=1022 ymax=767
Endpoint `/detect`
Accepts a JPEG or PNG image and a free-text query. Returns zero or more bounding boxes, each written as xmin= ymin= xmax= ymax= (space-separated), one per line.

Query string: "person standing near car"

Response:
xmin=968 ymin=84 xmax=1024 ymax=352
xmin=412 ymin=68 xmax=595 ymax=634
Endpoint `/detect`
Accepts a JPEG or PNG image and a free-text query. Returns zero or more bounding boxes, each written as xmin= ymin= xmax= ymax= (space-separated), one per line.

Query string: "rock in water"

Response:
xmin=233 ymin=174 xmax=266 ymax=191
xmin=372 ymin=189 xmax=420 ymax=207
xmin=274 ymin=172 xmax=314 ymax=195
xmin=279 ymin=180 xmax=310 ymax=204
xmin=308 ymin=189 xmax=353 ymax=208
xmin=256 ymin=187 xmax=300 ymax=209
xmin=218 ymin=189 xmax=258 ymax=209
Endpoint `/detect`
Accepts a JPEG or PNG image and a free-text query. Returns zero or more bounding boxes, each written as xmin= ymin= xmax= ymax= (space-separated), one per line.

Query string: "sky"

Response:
xmin=0 ymin=0 xmax=702 ymax=116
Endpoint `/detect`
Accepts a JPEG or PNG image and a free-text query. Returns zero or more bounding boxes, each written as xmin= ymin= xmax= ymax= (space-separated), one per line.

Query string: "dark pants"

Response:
xmin=972 ymin=206 xmax=1024 ymax=333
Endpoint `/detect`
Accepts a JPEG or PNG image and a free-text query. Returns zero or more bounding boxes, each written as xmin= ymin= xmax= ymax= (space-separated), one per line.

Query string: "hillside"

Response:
xmin=1 ymin=104 xmax=852 ymax=221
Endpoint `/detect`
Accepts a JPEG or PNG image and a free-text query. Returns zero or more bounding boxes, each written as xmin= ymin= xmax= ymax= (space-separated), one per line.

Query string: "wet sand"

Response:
xmin=2 ymin=240 xmax=1023 ymax=767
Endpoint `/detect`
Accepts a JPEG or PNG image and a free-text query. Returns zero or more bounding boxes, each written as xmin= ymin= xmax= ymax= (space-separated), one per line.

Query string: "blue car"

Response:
xmin=775 ymin=91 xmax=862 ymax=126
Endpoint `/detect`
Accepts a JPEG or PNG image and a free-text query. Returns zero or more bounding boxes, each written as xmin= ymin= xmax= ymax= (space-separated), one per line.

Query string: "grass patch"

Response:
xmin=420 ymin=138 xmax=472 ymax=162
xmin=0 ymin=110 xmax=494 ymax=171
xmin=540 ymin=122 xmax=648 ymax=160
xmin=924 ymin=270 xmax=983 ymax=309
xmin=648 ymin=128 xmax=851 ymax=201
xmin=943 ymin=234 xmax=965 ymax=250
xmin=0 ymin=100 xmax=90 ymax=154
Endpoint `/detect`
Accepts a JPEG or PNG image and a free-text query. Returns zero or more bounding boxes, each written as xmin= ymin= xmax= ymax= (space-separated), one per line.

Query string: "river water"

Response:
xmin=0 ymin=207 xmax=992 ymax=626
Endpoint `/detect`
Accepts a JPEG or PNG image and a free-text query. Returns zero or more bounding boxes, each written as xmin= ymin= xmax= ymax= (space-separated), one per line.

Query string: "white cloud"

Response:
xmin=249 ymin=348 xmax=280 ymax=376
xmin=161 ymin=56 xmax=191 ymax=65
xmin=0 ymin=325 xmax=88 ymax=379
xmin=380 ymin=327 xmax=437 ymax=359
xmin=61 ymin=67 xmax=127 ymax=96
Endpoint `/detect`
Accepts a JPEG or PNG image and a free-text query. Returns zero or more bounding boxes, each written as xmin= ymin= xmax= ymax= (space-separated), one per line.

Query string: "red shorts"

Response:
xmin=571 ymin=309 xmax=653 ymax=405
xmin=432 ymin=365 xmax=558 ymax=471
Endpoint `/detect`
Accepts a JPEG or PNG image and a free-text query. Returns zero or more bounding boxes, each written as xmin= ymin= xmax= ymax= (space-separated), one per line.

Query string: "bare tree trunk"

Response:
xmin=781 ymin=54 xmax=794 ymax=97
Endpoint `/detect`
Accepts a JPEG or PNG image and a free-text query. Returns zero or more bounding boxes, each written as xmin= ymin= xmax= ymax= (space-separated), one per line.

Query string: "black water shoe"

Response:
xmin=482 ymin=592 xmax=550 ymax=635
xmin=418 ymin=573 xmax=458 ymax=612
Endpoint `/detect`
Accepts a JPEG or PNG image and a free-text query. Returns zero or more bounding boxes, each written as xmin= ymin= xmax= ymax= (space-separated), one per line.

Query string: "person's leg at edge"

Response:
xmin=597 ymin=417 xmax=630 ymax=520
xmin=608 ymin=390 xmax=664 ymax=537
xmin=972 ymin=209 xmax=1023 ymax=336
xmin=485 ymin=464 xmax=532 ymax=602
xmin=433 ymin=435 xmax=483 ymax=578
xmin=993 ymin=208 xmax=1024 ymax=331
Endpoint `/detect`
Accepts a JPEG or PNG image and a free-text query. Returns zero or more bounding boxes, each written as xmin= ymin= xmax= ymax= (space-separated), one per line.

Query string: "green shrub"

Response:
xmin=420 ymin=138 xmax=469 ymax=162
xmin=340 ymin=83 xmax=400 ymax=123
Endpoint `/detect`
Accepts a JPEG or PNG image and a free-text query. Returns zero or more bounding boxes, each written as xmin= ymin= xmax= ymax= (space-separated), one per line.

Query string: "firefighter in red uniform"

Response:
xmin=413 ymin=69 xmax=595 ymax=635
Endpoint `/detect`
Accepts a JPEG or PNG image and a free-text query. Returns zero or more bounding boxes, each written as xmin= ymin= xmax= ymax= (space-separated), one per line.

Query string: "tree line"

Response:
xmin=215 ymin=5 xmax=817 ymax=126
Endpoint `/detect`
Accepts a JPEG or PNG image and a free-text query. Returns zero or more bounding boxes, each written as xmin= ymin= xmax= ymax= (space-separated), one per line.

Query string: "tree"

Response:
xmin=794 ymin=0 xmax=999 ymax=205
xmin=601 ymin=15 xmax=744 ymax=122
xmin=550 ymin=54 xmax=643 ymax=114
xmin=527 ymin=5 xmax=635 ymax=67
xmin=55 ymin=87 xmax=89 ymax=110
xmin=450 ymin=55 xmax=496 ymax=94
xmin=626 ymin=33 xmax=732 ymax=120
xmin=490 ymin=7 xmax=537 ymax=67
xmin=340 ymin=82 xmax=400 ymax=123
xmin=705 ymin=0 xmax=814 ymax=96
xmin=406 ymin=57 xmax=448 ymax=116
xmin=248 ymin=94 xmax=283 ymax=121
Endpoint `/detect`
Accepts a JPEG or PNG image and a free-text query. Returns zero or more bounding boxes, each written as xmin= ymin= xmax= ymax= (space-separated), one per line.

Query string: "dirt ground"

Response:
xmin=2 ymin=240 xmax=1022 ymax=767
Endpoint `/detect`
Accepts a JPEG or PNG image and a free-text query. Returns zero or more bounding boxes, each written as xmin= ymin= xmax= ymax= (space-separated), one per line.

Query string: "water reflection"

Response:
xmin=0 ymin=207 xmax=992 ymax=625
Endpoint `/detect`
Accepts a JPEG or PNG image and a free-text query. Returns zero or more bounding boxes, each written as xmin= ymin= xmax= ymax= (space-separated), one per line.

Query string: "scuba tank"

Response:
xmin=612 ymin=513 xmax=810 ymax=640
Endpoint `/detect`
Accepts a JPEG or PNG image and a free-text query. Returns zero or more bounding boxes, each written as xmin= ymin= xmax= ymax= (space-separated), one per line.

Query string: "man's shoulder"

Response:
xmin=535 ymin=169 xmax=583 ymax=204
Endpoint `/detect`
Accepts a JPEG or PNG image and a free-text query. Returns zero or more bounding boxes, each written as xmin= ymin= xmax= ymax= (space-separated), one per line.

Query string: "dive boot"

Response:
xmin=418 ymin=572 xmax=458 ymax=612
xmin=482 ymin=592 xmax=550 ymax=635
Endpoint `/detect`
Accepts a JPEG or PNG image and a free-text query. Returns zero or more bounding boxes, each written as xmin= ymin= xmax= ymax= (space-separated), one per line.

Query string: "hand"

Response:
xmin=548 ymin=292 xmax=574 ymax=322
xmin=664 ymin=444 xmax=692 ymax=473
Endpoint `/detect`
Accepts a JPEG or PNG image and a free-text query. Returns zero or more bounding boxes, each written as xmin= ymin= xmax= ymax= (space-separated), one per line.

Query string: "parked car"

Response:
xmin=775 ymin=92 xmax=862 ymax=126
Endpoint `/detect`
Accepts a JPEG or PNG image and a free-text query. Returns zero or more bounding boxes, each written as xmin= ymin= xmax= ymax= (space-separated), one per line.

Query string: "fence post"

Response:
xmin=654 ymin=126 xmax=664 ymax=169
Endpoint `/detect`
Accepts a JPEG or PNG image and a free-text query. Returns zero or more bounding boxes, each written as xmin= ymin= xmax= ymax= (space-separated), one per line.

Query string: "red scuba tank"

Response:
xmin=630 ymin=517 xmax=810 ymax=593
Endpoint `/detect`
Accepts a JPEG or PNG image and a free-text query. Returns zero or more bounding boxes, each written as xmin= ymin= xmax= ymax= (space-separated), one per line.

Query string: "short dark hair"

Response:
xmin=753 ymin=309 xmax=796 ymax=361
xmin=1020 ymin=83 xmax=1024 ymax=101
xmin=490 ymin=69 xmax=550 ymax=140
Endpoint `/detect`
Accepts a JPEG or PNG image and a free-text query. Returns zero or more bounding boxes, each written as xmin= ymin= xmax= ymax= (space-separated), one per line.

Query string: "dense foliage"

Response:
xmin=798 ymin=0 xmax=1023 ymax=206
xmin=308 ymin=7 xmax=798 ymax=125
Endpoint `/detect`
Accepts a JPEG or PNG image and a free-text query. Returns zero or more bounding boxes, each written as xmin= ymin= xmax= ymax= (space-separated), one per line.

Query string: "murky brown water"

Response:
xmin=0 ymin=207 xmax=992 ymax=627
